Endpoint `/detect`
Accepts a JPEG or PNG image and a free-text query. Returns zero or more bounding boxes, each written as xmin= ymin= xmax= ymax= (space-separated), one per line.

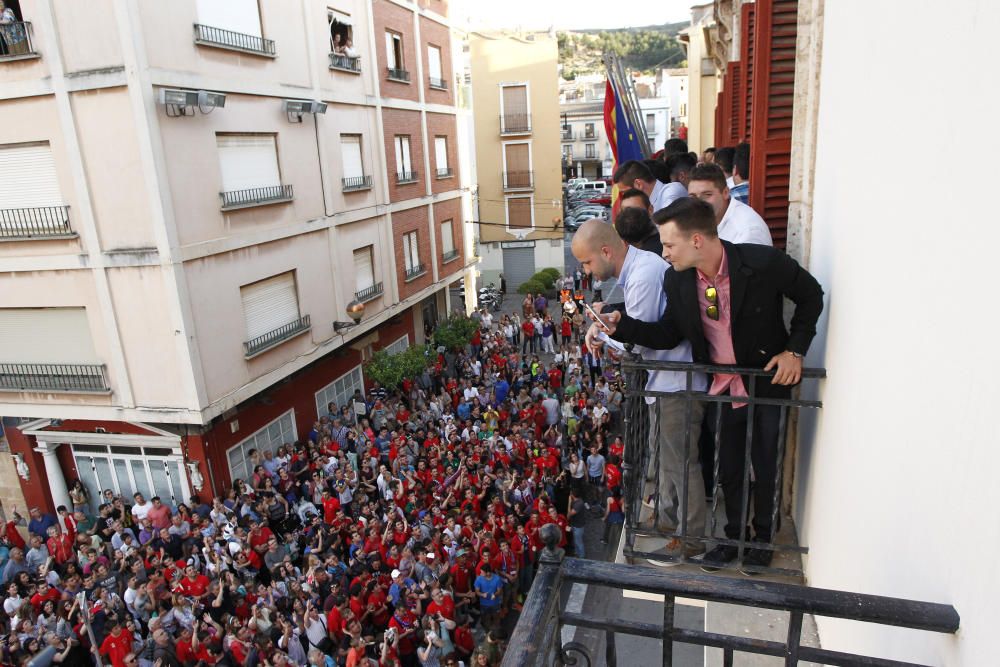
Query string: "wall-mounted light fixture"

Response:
xmin=160 ymin=88 xmax=227 ymax=117
xmin=333 ymin=299 xmax=365 ymax=332
xmin=283 ymin=99 xmax=328 ymax=123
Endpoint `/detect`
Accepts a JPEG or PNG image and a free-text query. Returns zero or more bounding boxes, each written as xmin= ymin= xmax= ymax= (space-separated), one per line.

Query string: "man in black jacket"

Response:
xmin=594 ymin=198 xmax=824 ymax=572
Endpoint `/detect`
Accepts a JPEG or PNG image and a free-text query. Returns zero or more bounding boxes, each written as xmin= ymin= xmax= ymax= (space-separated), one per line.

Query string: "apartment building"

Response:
xmin=558 ymin=101 xmax=613 ymax=181
xmin=0 ymin=0 xmax=471 ymax=513
xmin=468 ymin=31 xmax=562 ymax=291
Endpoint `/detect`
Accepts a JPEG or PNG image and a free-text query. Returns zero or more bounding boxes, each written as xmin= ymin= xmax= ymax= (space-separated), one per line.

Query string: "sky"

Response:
xmin=458 ymin=0 xmax=691 ymax=31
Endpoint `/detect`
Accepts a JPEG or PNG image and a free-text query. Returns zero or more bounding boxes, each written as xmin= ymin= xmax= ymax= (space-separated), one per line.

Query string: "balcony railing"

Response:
xmin=354 ymin=282 xmax=383 ymax=303
xmin=0 ymin=22 xmax=38 ymax=61
xmin=0 ymin=206 xmax=75 ymax=239
xmin=243 ymin=314 xmax=310 ymax=358
xmin=193 ymin=24 xmax=276 ymax=57
xmin=441 ymin=248 xmax=459 ymax=263
xmin=404 ymin=263 xmax=426 ymax=281
xmin=328 ymin=53 xmax=361 ymax=73
xmin=396 ymin=170 xmax=418 ymax=184
xmin=584 ymin=129 xmax=596 ymax=139
xmin=386 ymin=67 xmax=410 ymax=82
xmin=561 ymin=129 xmax=574 ymax=141
xmin=502 ymin=170 xmax=534 ymax=190
xmin=341 ymin=175 xmax=372 ymax=192
xmin=428 ymin=76 xmax=447 ymax=90
xmin=504 ymin=526 xmax=960 ymax=667
xmin=220 ymin=184 xmax=293 ymax=210
xmin=500 ymin=113 xmax=532 ymax=135
xmin=0 ymin=363 xmax=109 ymax=393
xmin=435 ymin=167 xmax=453 ymax=179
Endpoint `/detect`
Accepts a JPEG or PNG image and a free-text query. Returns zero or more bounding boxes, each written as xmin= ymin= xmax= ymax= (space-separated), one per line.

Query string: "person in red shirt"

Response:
xmin=542 ymin=506 xmax=569 ymax=548
xmin=321 ymin=489 xmax=341 ymax=525
xmin=45 ymin=526 xmax=74 ymax=565
xmin=175 ymin=564 xmax=210 ymax=598
xmin=561 ymin=317 xmax=573 ymax=343
xmin=29 ymin=581 xmax=60 ymax=613
xmin=605 ymin=455 xmax=622 ymax=494
xmin=548 ymin=366 xmax=563 ymax=394
xmin=425 ymin=587 xmax=455 ymax=621
xmin=98 ymin=619 xmax=133 ymax=667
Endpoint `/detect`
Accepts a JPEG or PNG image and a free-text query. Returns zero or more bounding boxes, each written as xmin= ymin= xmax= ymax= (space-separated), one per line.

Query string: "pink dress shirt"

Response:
xmin=696 ymin=251 xmax=748 ymax=403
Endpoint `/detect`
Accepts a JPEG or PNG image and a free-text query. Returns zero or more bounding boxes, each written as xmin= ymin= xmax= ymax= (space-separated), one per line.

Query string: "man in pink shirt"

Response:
xmin=598 ymin=197 xmax=823 ymax=574
xmin=145 ymin=496 xmax=173 ymax=531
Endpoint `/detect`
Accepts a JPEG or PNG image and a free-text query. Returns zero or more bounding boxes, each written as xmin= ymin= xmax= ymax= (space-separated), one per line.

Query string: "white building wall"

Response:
xmin=795 ymin=1 xmax=998 ymax=663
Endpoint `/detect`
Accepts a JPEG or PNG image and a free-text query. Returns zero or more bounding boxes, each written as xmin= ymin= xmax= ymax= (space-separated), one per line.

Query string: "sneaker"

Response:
xmin=739 ymin=546 xmax=774 ymax=576
xmin=646 ymin=538 xmax=705 ymax=566
xmin=699 ymin=544 xmax=738 ymax=572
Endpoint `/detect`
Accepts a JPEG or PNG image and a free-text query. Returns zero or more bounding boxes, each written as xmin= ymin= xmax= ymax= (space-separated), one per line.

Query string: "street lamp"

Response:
xmin=333 ymin=299 xmax=365 ymax=333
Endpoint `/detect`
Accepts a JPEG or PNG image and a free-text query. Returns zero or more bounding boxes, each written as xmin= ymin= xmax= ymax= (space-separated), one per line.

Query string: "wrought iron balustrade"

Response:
xmin=329 ymin=53 xmax=361 ymax=72
xmin=0 ymin=363 xmax=109 ymax=393
xmin=442 ymin=248 xmax=459 ymax=262
xmin=220 ymin=184 xmax=293 ymax=210
xmin=503 ymin=170 xmax=534 ymax=190
xmin=436 ymin=167 xmax=454 ymax=178
xmin=193 ymin=24 xmax=275 ymax=56
xmin=342 ymin=175 xmax=372 ymax=192
xmin=0 ymin=206 xmax=74 ymax=239
xmin=404 ymin=263 xmax=425 ymax=281
xmin=500 ymin=113 xmax=532 ymax=135
xmin=387 ymin=67 xmax=410 ymax=82
xmin=503 ymin=525 xmax=960 ymax=667
xmin=396 ymin=170 xmax=418 ymax=184
xmin=243 ymin=315 xmax=310 ymax=358
xmin=354 ymin=282 xmax=383 ymax=303
xmin=0 ymin=21 xmax=37 ymax=60
xmin=429 ymin=76 xmax=447 ymax=89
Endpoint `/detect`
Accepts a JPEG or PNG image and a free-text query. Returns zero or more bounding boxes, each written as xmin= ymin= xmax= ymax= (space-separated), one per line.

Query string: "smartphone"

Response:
xmin=583 ymin=302 xmax=611 ymax=332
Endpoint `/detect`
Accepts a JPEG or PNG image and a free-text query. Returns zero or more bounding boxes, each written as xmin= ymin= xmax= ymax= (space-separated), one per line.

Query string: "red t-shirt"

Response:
xmin=177 ymin=574 xmax=210 ymax=598
xmin=99 ymin=629 xmax=134 ymax=667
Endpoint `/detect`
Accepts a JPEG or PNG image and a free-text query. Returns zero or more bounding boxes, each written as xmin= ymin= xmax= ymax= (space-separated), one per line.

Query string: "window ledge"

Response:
xmin=220 ymin=195 xmax=294 ymax=212
xmin=0 ymin=52 xmax=41 ymax=63
xmin=442 ymin=252 xmax=460 ymax=264
xmin=0 ymin=232 xmax=78 ymax=242
xmin=193 ymin=39 xmax=277 ymax=59
xmin=243 ymin=322 xmax=311 ymax=359
xmin=404 ymin=269 xmax=427 ymax=283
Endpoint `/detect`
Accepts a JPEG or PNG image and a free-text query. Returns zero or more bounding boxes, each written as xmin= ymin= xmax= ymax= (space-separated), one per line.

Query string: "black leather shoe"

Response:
xmin=739 ymin=546 xmax=774 ymax=575
xmin=699 ymin=544 xmax=738 ymax=572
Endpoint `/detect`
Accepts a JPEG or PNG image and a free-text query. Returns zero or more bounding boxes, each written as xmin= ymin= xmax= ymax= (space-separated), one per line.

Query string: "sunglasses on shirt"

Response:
xmin=704 ymin=286 xmax=719 ymax=321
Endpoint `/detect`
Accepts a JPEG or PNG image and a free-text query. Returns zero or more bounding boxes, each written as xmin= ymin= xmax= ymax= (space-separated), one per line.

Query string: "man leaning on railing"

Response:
xmin=590 ymin=197 xmax=824 ymax=573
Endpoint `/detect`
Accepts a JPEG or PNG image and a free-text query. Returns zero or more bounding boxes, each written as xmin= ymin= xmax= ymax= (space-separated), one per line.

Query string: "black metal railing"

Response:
xmin=0 ymin=21 xmax=36 ymax=59
xmin=503 ymin=525 xmax=960 ymax=667
xmin=0 ymin=206 xmax=74 ymax=239
xmin=441 ymin=248 xmax=459 ymax=262
xmin=584 ymin=128 xmax=596 ymax=139
xmin=193 ymin=24 xmax=276 ymax=56
xmin=404 ymin=263 xmax=425 ymax=280
xmin=220 ymin=184 xmax=293 ymax=210
xmin=619 ymin=357 xmax=825 ymax=576
xmin=561 ymin=129 xmax=574 ymax=141
xmin=342 ymin=175 xmax=372 ymax=192
xmin=503 ymin=170 xmax=534 ymax=190
xmin=354 ymin=282 xmax=383 ymax=303
xmin=0 ymin=363 xmax=109 ymax=393
xmin=435 ymin=167 xmax=453 ymax=178
xmin=243 ymin=314 xmax=310 ymax=358
xmin=500 ymin=112 xmax=532 ymax=134
xmin=396 ymin=170 xmax=418 ymax=184
xmin=585 ymin=149 xmax=597 ymax=159
xmin=386 ymin=67 xmax=410 ymax=82
xmin=429 ymin=76 xmax=447 ymax=89
xmin=329 ymin=53 xmax=361 ymax=72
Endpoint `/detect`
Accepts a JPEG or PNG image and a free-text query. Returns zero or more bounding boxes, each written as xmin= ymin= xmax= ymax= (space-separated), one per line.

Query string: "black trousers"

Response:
xmin=717 ymin=402 xmax=782 ymax=542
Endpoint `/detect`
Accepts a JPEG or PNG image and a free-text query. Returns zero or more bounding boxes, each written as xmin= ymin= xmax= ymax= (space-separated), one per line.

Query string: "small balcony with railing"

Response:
xmin=435 ymin=167 xmax=454 ymax=179
xmin=219 ymin=184 xmax=293 ymax=211
xmin=396 ymin=170 xmax=418 ymax=185
xmin=429 ymin=76 xmax=448 ymax=90
xmin=193 ymin=24 xmax=276 ymax=57
xmin=243 ymin=314 xmax=311 ymax=359
xmin=0 ymin=206 xmax=75 ymax=240
xmin=561 ymin=128 xmax=575 ymax=142
xmin=404 ymin=263 xmax=426 ymax=281
xmin=584 ymin=127 xmax=597 ymax=139
xmin=0 ymin=21 xmax=39 ymax=62
xmin=341 ymin=175 xmax=372 ymax=192
xmin=0 ymin=363 xmax=109 ymax=393
xmin=329 ymin=53 xmax=361 ymax=73
xmin=386 ymin=66 xmax=410 ymax=83
xmin=354 ymin=282 xmax=383 ymax=304
xmin=441 ymin=248 xmax=459 ymax=263
xmin=500 ymin=113 xmax=532 ymax=135
xmin=502 ymin=170 xmax=534 ymax=191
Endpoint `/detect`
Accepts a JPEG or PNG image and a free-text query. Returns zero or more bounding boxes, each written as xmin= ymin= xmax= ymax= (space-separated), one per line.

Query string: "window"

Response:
xmin=505 ymin=196 xmax=533 ymax=231
xmin=328 ymin=9 xmax=353 ymax=52
xmin=403 ymin=231 xmax=421 ymax=274
xmin=240 ymin=272 xmax=301 ymax=342
xmin=434 ymin=136 xmax=449 ymax=177
xmin=584 ymin=123 xmax=595 ymax=138
xmin=428 ymin=45 xmax=445 ymax=88
xmin=500 ymin=84 xmax=529 ymax=133
xmin=314 ymin=366 xmax=363 ymax=420
xmin=0 ymin=307 xmax=98 ymax=364
xmin=585 ymin=144 xmax=596 ymax=159
xmin=0 ymin=141 xmax=70 ymax=235
xmin=227 ymin=410 xmax=296 ymax=482
xmin=216 ymin=134 xmax=284 ymax=205
xmin=562 ymin=145 xmax=573 ymax=160
xmin=384 ymin=335 xmax=409 ymax=355
xmin=646 ymin=112 xmax=656 ymax=133
xmin=394 ymin=135 xmax=414 ymax=181
xmin=440 ymin=220 xmax=455 ymax=259
xmin=503 ymin=142 xmax=531 ymax=189
xmin=385 ymin=31 xmax=403 ymax=69
xmin=353 ymin=246 xmax=375 ymax=293
xmin=340 ymin=134 xmax=364 ymax=179
xmin=196 ymin=0 xmax=262 ymax=37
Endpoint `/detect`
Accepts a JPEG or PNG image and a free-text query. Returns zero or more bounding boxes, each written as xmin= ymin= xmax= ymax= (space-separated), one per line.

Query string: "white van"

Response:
xmin=579 ymin=181 xmax=608 ymax=194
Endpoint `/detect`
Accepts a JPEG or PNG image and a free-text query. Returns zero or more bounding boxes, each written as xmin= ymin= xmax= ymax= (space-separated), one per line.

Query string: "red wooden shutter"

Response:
xmin=727 ymin=61 xmax=742 ymax=145
xmin=749 ymin=0 xmax=798 ymax=250
xmin=714 ymin=91 xmax=724 ymax=148
xmin=739 ymin=2 xmax=756 ymax=142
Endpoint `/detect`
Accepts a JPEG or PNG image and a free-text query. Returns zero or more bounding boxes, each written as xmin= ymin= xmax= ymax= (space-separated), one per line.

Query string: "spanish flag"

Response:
xmin=603 ymin=78 xmax=644 ymax=216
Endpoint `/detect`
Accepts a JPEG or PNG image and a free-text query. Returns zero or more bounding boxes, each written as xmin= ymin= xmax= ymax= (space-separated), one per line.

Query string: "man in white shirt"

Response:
xmin=685 ymin=164 xmax=772 ymax=246
xmin=131 ymin=493 xmax=151 ymax=523
xmin=612 ymin=160 xmax=686 ymax=213
xmin=571 ymin=220 xmax=708 ymax=560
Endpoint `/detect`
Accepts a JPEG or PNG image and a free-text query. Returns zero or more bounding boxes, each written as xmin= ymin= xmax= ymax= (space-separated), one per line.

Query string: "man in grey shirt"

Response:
xmin=25 ymin=535 xmax=49 ymax=574
xmin=263 ymin=537 xmax=287 ymax=572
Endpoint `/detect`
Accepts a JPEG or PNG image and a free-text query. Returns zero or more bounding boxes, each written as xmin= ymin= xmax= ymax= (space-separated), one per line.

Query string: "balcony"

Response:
xmin=500 ymin=113 xmax=532 ymax=135
xmin=193 ymin=24 xmax=276 ymax=57
xmin=0 ymin=206 xmax=75 ymax=240
xmin=0 ymin=22 xmax=39 ymax=62
xmin=404 ymin=263 xmax=426 ymax=281
xmin=584 ymin=129 xmax=597 ymax=139
xmin=502 ymin=170 xmax=534 ymax=191
xmin=441 ymin=248 xmax=459 ymax=263
xmin=428 ymin=76 xmax=447 ymax=90
xmin=220 ymin=184 xmax=293 ymax=211
xmin=561 ymin=129 xmax=574 ymax=141
xmin=341 ymin=175 xmax=372 ymax=192
xmin=354 ymin=282 xmax=383 ymax=303
xmin=386 ymin=67 xmax=410 ymax=82
xmin=0 ymin=363 xmax=109 ymax=393
xmin=396 ymin=170 xmax=418 ymax=185
xmin=243 ymin=314 xmax=311 ymax=358
xmin=329 ymin=53 xmax=361 ymax=73
xmin=435 ymin=167 xmax=454 ymax=179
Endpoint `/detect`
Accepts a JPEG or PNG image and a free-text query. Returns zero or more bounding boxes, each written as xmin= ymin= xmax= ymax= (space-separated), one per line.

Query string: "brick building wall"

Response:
xmin=391 ymin=206 xmax=433 ymax=300
xmin=419 ymin=16 xmax=454 ymax=107
xmin=426 ymin=111 xmax=459 ymax=196
xmin=381 ymin=107 xmax=425 ymax=202
xmin=432 ymin=197 xmax=464 ymax=278
xmin=372 ymin=0 xmax=419 ymax=102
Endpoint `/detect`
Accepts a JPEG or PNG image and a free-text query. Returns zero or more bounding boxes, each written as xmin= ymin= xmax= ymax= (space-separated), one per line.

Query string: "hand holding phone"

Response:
xmin=582 ymin=302 xmax=611 ymax=332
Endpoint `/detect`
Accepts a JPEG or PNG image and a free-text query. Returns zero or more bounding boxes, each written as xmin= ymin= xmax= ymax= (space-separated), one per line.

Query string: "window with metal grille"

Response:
xmin=226 ymin=410 xmax=296 ymax=482
xmin=434 ymin=136 xmax=449 ymax=176
xmin=240 ymin=272 xmax=300 ymax=342
xmin=196 ymin=0 xmax=262 ymax=38
xmin=394 ymin=135 xmax=413 ymax=177
xmin=340 ymin=134 xmax=364 ymax=179
xmin=403 ymin=231 xmax=420 ymax=272
xmin=440 ymin=220 xmax=455 ymax=255
xmin=353 ymin=246 xmax=375 ymax=293
xmin=385 ymin=31 xmax=403 ymax=69
xmin=506 ymin=196 xmax=533 ymax=230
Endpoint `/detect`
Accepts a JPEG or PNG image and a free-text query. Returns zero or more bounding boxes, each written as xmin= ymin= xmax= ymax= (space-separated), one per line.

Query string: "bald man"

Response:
xmin=571 ymin=220 xmax=708 ymax=562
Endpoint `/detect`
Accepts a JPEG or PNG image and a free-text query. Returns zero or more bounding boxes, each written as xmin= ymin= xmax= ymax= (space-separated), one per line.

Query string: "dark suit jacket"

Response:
xmin=611 ymin=241 xmax=824 ymax=397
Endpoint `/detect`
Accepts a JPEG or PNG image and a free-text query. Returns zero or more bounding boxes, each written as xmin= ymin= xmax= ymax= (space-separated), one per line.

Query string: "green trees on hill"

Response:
xmin=559 ymin=27 xmax=687 ymax=75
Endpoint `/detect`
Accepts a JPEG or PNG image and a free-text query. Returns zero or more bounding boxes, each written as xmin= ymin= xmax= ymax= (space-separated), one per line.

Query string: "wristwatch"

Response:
xmin=786 ymin=351 xmax=804 ymax=359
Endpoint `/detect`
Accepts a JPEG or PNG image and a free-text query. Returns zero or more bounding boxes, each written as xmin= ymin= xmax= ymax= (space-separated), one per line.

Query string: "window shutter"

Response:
xmin=0 ymin=143 xmax=63 ymax=208
xmin=740 ymin=2 xmax=757 ymax=141
xmin=216 ymin=135 xmax=280 ymax=193
xmin=506 ymin=197 xmax=532 ymax=229
xmin=340 ymin=135 xmax=364 ymax=180
xmin=428 ymin=46 xmax=442 ymax=80
xmin=385 ymin=33 xmax=397 ymax=68
xmin=241 ymin=273 xmax=299 ymax=341
xmin=440 ymin=221 xmax=454 ymax=253
xmin=727 ymin=61 xmax=742 ymax=145
xmin=353 ymin=247 xmax=374 ymax=292
xmin=0 ymin=308 xmax=99 ymax=364
xmin=195 ymin=0 xmax=261 ymax=37
xmin=502 ymin=85 xmax=528 ymax=115
xmin=504 ymin=143 xmax=529 ymax=173
xmin=749 ymin=0 xmax=798 ymax=250
xmin=434 ymin=137 xmax=448 ymax=170
xmin=403 ymin=233 xmax=413 ymax=270
xmin=395 ymin=136 xmax=411 ymax=173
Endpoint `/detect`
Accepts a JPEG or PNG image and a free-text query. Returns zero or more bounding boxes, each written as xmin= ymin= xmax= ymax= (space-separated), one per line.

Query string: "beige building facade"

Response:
xmin=678 ymin=3 xmax=719 ymax=153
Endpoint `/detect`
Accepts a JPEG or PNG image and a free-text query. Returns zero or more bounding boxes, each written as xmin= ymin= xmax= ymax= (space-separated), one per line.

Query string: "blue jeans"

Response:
xmin=571 ymin=524 xmax=585 ymax=559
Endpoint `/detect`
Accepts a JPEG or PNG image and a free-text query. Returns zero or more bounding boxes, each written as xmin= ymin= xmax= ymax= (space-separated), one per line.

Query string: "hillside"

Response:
xmin=558 ymin=23 xmax=687 ymax=78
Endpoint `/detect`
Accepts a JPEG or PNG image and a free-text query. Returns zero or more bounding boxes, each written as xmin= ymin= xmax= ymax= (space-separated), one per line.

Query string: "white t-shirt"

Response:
xmin=717 ymin=198 xmax=773 ymax=246
xmin=131 ymin=501 xmax=151 ymax=522
xmin=651 ymin=180 xmax=688 ymax=212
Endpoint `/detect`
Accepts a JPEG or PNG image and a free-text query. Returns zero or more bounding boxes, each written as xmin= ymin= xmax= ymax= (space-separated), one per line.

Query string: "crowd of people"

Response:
xmin=0 ymin=292 xmax=629 ymax=667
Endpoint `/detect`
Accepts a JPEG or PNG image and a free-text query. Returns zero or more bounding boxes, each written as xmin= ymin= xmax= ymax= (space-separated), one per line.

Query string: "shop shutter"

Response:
xmin=340 ymin=135 xmax=364 ymax=180
xmin=740 ymin=2 xmax=757 ymax=141
xmin=216 ymin=134 xmax=280 ymax=193
xmin=502 ymin=247 xmax=535 ymax=291
xmin=0 ymin=308 xmax=98 ymax=364
xmin=240 ymin=272 xmax=299 ymax=341
xmin=353 ymin=247 xmax=375 ymax=292
xmin=749 ymin=0 xmax=798 ymax=250
xmin=0 ymin=143 xmax=63 ymax=208
xmin=195 ymin=0 xmax=261 ymax=37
